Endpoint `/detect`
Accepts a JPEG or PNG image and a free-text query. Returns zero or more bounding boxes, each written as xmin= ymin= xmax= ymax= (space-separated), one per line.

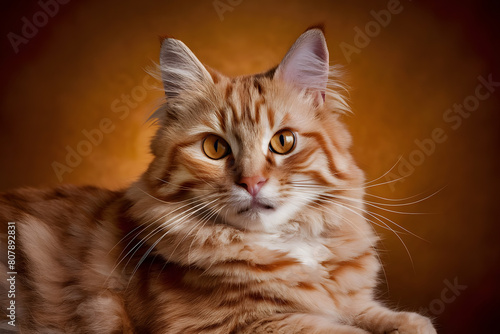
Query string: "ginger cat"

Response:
xmin=0 ymin=28 xmax=436 ymax=333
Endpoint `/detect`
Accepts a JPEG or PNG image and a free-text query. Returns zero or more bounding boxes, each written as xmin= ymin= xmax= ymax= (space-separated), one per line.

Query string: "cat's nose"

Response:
xmin=238 ymin=176 xmax=267 ymax=197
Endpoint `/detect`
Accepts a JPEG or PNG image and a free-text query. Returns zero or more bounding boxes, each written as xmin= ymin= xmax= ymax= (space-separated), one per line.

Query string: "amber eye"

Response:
xmin=203 ymin=135 xmax=231 ymax=160
xmin=269 ymin=130 xmax=295 ymax=154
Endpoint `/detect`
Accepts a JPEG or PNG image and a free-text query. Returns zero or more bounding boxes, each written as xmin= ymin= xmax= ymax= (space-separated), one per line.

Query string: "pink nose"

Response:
xmin=238 ymin=176 xmax=267 ymax=197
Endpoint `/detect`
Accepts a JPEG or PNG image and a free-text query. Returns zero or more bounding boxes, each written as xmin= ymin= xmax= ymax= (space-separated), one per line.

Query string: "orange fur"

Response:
xmin=0 ymin=29 xmax=435 ymax=333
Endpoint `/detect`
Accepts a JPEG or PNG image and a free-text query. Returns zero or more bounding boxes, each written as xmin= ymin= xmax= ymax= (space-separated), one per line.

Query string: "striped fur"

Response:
xmin=0 ymin=29 xmax=435 ymax=333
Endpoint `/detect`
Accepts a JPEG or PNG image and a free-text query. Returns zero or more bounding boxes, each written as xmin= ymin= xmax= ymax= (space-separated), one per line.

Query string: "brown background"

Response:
xmin=1 ymin=0 xmax=499 ymax=332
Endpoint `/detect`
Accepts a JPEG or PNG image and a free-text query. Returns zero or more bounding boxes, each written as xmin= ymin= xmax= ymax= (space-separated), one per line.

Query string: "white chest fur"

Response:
xmin=256 ymin=231 xmax=332 ymax=270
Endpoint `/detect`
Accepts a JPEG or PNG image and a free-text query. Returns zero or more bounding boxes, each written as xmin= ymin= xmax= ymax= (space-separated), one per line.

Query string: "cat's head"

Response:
xmin=143 ymin=28 xmax=364 ymax=234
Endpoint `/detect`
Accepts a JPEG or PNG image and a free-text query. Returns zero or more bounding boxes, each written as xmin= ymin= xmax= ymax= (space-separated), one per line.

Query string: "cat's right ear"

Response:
xmin=159 ymin=38 xmax=213 ymax=99
xmin=274 ymin=28 xmax=329 ymax=106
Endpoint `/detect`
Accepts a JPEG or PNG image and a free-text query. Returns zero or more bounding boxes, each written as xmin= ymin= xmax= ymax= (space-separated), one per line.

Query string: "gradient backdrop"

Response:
xmin=1 ymin=0 xmax=499 ymax=332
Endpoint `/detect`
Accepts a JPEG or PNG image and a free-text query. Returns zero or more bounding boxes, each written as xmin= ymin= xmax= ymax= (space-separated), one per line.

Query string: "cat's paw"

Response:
xmin=387 ymin=312 xmax=436 ymax=334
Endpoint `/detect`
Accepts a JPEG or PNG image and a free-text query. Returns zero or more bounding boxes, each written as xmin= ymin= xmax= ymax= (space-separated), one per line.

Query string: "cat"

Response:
xmin=0 ymin=28 xmax=437 ymax=333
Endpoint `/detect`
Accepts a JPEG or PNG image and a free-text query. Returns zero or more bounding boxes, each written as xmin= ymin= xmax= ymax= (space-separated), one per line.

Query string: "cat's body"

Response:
xmin=0 ymin=29 xmax=436 ymax=333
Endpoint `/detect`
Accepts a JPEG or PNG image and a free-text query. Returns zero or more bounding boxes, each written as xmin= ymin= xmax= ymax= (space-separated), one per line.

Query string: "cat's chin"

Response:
xmin=222 ymin=210 xmax=269 ymax=232
xmin=223 ymin=202 xmax=301 ymax=233
xmin=236 ymin=201 xmax=275 ymax=215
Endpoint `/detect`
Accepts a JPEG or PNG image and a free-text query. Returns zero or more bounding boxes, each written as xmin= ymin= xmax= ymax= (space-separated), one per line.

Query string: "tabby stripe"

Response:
xmin=243 ymin=103 xmax=251 ymax=123
xmin=308 ymin=197 xmax=326 ymax=211
xmin=201 ymin=119 xmax=212 ymax=128
xmin=228 ymin=99 xmax=240 ymax=124
xmin=218 ymin=293 xmax=292 ymax=308
xmin=254 ymin=98 xmax=264 ymax=125
xmin=265 ymin=151 xmax=276 ymax=166
xmin=253 ymin=78 xmax=264 ymax=95
xmin=181 ymin=153 xmax=219 ymax=178
xmin=267 ymin=106 xmax=275 ymax=128
xmin=321 ymin=283 xmax=341 ymax=308
xmin=247 ymin=292 xmax=292 ymax=306
xmin=224 ymin=83 xmax=233 ymax=99
xmin=239 ymin=78 xmax=252 ymax=122
xmin=297 ymin=170 xmax=331 ymax=187
xmin=162 ymin=180 xmax=205 ymax=201
xmin=217 ymin=258 xmax=299 ymax=273
xmin=160 ymin=135 xmax=207 ymax=184
xmin=285 ymin=145 xmax=320 ymax=169
xmin=216 ymin=109 xmax=227 ymax=132
xmin=240 ymin=314 xmax=292 ymax=333
xmin=328 ymin=251 xmax=373 ymax=279
xmin=302 ymin=131 xmax=339 ymax=177
xmin=193 ymin=314 xmax=233 ymax=332
xmin=296 ymin=281 xmax=316 ymax=290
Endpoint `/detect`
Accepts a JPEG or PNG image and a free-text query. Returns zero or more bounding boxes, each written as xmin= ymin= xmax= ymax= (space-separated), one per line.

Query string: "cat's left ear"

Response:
xmin=159 ymin=38 xmax=214 ymax=99
xmin=274 ymin=28 xmax=329 ymax=105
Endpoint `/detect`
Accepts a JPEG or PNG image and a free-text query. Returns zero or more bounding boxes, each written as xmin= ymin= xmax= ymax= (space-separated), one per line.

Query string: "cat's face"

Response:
xmin=145 ymin=29 xmax=363 ymax=233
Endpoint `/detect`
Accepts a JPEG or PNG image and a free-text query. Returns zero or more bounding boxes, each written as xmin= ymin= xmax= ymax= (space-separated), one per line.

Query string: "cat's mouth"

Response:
xmin=237 ymin=200 xmax=275 ymax=214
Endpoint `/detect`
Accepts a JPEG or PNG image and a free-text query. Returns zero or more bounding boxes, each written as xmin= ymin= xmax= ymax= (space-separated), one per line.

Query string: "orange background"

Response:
xmin=1 ymin=0 xmax=499 ymax=332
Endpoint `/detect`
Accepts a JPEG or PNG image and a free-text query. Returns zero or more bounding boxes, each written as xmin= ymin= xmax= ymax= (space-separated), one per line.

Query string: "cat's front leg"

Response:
xmin=354 ymin=302 xmax=436 ymax=334
xmin=241 ymin=313 xmax=370 ymax=334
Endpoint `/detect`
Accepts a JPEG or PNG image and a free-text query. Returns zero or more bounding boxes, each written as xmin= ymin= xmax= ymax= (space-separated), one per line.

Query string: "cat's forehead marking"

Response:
xmin=212 ymin=76 xmax=302 ymax=160
xmin=213 ymin=77 xmax=279 ymax=158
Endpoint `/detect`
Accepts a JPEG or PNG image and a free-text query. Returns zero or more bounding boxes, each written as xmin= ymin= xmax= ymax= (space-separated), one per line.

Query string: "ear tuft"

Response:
xmin=159 ymin=38 xmax=213 ymax=99
xmin=275 ymin=29 xmax=329 ymax=105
